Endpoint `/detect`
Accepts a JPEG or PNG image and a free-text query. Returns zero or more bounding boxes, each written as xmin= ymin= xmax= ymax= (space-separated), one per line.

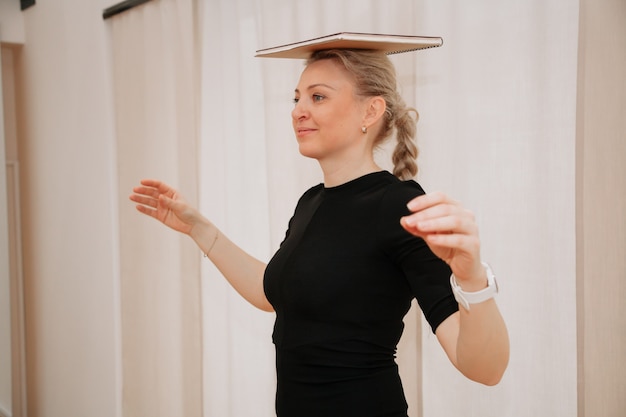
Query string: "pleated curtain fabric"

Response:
xmin=197 ymin=1 xmax=581 ymax=416
xmin=109 ymin=1 xmax=202 ymax=416
xmin=109 ymin=0 xmax=585 ymax=415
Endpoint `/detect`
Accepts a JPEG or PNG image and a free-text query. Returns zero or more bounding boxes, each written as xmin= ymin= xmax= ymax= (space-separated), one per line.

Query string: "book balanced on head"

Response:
xmin=255 ymin=32 xmax=443 ymax=59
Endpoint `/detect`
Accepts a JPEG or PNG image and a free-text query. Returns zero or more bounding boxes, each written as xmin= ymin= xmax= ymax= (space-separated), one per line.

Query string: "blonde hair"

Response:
xmin=307 ymin=49 xmax=419 ymax=180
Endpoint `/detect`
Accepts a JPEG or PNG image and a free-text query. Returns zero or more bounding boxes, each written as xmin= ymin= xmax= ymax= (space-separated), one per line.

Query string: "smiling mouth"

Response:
xmin=296 ymin=127 xmax=316 ymax=136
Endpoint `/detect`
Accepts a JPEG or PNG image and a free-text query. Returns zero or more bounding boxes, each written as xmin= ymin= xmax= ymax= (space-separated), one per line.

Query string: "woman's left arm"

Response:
xmin=400 ymin=191 xmax=509 ymax=385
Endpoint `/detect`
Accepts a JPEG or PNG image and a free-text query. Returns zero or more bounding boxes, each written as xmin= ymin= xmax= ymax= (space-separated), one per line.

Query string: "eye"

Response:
xmin=312 ymin=94 xmax=325 ymax=102
xmin=292 ymin=97 xmax=300 ymax=104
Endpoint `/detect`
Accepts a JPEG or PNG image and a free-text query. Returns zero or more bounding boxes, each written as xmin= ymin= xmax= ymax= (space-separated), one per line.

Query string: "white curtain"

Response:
xmin=197 ymin=1 xmax=429 ymax=415
xmin=198 ymin=1 xmax=580 ymax=417
xmin=411 ymin=2 xmax=579 ymax=416
xmin=109 ymin=1 xmax=202 ymax=416
xmin=107 ymin=0 xmax=582 ymax=415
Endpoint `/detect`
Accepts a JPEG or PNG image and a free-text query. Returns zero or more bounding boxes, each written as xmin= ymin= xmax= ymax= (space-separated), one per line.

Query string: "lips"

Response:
xmin=295 ymin=127 xmax=317 ymax=137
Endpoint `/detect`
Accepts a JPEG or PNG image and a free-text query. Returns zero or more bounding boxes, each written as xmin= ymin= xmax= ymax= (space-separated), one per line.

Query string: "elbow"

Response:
xmin=463 ymin=366 xmax=507 ymax=386
xmin=476 ymin=371 xmax=505 ymax=386
xmin=256 ymin=298 xmax=275 ymax=313
xmin=459 ymin=350 xmax=509 ymax=386
xmin=258 ymin=304 xmax=275 ymax=313
xmin=462 ymin=332 xmax=510 ymax=386
xmin=457 ymin=345 xmax=509 ymax=387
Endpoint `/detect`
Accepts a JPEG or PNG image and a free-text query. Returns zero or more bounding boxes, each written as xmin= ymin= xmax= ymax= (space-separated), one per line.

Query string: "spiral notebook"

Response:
xmin=255 ymin=32 xmax=443 ymax=59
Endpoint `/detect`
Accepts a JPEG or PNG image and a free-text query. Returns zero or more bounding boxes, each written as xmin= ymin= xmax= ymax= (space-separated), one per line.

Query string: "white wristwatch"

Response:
xmin=450 ymin=262 xmax=499 ymax=311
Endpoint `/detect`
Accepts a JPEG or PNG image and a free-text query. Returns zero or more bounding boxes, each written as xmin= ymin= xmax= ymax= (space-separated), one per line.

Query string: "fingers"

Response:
xmin=130 ymin=179 xmax=175 ymax=199
xmin=133 ymin=180 xmax=165 ymax=197
xmin=134 ymin=201 xmax=158 ymax=219
xmin=131 ymin=179 xmax=174 ymax=198
xmin=129 ymin=179 xmax=173 ymax=213
xmin=404 ymin=208 xmax=477 ymax=235
xmin=402 ymin=193 xmax=476 ymax=235
xmin=139 ymin=178 xmax=165 ymax=189
xmin=143 ymin=179 xmax=180 ymax=197
xmin=129 ymin=190 xmax=158 ymax=207
xmin=422 ymin=232 xmax=480 ymax=256
xmin=401 ymin=192 xmax=481 ymax=258
xmin=406 ymin=191 xmax=454 ymax=212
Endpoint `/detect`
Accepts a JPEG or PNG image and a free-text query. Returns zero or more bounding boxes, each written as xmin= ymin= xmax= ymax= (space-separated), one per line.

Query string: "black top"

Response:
xmin=264 ymin=171 xmax=458 ymax=417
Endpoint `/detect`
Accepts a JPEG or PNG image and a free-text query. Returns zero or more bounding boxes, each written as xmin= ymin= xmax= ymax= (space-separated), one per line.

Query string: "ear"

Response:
xmin=362 ymin=96 xmax=387 ymax=128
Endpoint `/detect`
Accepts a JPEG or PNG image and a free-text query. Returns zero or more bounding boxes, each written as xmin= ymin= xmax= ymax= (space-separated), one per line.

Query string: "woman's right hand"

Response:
xmin=129 ymin=179 xmax=203 ymax=235
xmin=130 ymin=179 xmax=273 ymax=312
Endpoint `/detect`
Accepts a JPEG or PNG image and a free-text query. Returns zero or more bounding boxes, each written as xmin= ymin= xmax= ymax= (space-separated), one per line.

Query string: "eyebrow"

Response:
xmin=294 ymin=83 xmax=337 ymax=94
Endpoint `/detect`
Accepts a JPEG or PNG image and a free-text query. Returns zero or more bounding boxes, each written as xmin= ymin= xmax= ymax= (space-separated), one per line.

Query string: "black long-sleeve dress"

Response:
xmin=264 ymin=171 xmax=458 ymax=417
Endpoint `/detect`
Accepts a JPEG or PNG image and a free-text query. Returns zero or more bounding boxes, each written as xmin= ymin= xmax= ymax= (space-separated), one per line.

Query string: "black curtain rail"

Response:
xmin=21 ymin=0 xmax=36 ymax=11
xmin=103 ymin=0 xmax=154 ymax=19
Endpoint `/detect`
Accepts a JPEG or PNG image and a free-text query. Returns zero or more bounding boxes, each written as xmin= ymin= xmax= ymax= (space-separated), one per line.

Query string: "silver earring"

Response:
xmin=361 ymin=126 xmax=367 ymax=134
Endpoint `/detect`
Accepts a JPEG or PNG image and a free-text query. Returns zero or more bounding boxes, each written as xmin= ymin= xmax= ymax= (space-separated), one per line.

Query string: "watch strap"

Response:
xmin=450 ymin=262 xmax=498 ymax=311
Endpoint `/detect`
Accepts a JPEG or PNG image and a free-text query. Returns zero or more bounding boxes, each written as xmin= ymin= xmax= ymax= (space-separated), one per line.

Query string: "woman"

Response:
xmin=130 ymin=48 xmax=509 ymax=417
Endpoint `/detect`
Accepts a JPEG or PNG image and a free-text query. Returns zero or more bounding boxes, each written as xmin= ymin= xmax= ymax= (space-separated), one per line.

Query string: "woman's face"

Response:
xmin=292 ymin=59 xmax=368 ymax=161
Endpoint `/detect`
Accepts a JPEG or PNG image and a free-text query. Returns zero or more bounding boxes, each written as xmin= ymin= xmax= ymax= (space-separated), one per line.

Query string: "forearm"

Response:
xmin=456 ymin=299 xmax=509 ymax=385
xmin=190 ymin=220 xmax=273 ymax=312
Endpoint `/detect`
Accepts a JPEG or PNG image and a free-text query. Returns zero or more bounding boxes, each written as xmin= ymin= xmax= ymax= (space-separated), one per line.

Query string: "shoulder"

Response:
xmin=374 ymin=177 xmax=427 ymax=248
xmin=379 ymin=178 xmax=426 ymax=218
xmin=387 ymin=178 xmax=426 ymax=199
xmin=295 ymin=183 xmax=324 ymax=207
xmin=355 ymin=171 xmax=426 ymax=203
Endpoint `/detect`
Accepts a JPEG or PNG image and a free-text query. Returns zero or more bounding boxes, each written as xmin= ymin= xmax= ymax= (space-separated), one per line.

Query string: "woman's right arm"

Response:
xmin=129 ymin=179 xmax=273 ymax=312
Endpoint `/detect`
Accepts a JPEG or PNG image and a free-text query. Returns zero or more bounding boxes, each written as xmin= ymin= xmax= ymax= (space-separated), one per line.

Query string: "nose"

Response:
xmin=291 ymin=99 xmax=308 ymax=121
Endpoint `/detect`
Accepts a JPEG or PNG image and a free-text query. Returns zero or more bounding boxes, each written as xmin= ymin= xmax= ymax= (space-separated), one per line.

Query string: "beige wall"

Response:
xmin=0 ymin=1 xmax=25 ymax=45
xmin=2 ymin=1 xmax=205 ymax=416
xmin=577 ymin=0 xmax=626 ymax=416
xmin=1 ymin=5 xmax=25 ymax=416
xmin=3 ymin=1 xmax=122 ymax=416
xmin=0 ymin=48 xmax=13 ymax=417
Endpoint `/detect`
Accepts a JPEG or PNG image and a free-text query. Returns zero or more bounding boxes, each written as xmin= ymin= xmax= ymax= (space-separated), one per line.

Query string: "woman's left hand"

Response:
xmin=400 ymin=191 xmax=485 ymax=286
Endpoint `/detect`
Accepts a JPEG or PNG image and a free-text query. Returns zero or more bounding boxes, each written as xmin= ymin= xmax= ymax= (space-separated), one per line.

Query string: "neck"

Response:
xmin=319 ymin=156 xmax=382 ymax=187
